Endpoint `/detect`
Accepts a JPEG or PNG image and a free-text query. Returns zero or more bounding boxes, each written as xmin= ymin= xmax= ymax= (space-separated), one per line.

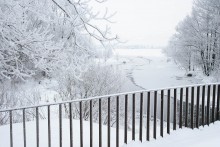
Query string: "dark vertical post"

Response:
xmin=217 ymin=85 xmax=220 ymax=120
xmin=23 ymin=109 xmax=26 ymax=147
xmin=205 ymin=106 xmax=207 ymax=125
xmin=196 ymin=86 xmax=200 ymax=128
xmin=59 ymin=104 xmax=62 ymax=147
xmin=48 ymin=106 xmax=51 ymax=147
xmin=173 ymin=89 xmax=177 ymax=130
xmin=185 ymin=87 xmax=189 ymax=127
xmin=124 ymin=95 xmax=128 ymax=144
xmin=139 ymin=93 xmax=143 ymax=142
xmin=9 ymin=110 xmax=13 ymax=147
xmin=212 ymin=85 xmax=216 ymax=123
xmin=108 ymin=97 xmax=111 ymax=147
xmin=191 ymin=87 xmax=194 ymax=129
xmin=116 ymin=96 xmax=119 ymax=147
xmin=80 ymin=102 xmax=83 ymax=147
xmin=179 ymin=88 xmax=183 ymax=128
xmin=146 ymin=92 xmax=150 ymax=141
xmin=202 ymin=86 xmax=205 ymax=126
xmin=99 ymin=99 xmax=102 ymax=147
xmin=160 ymin=90 xmax=164 ymax=137
xmin=167 ymin=89 xmax=170 ymax=134
xmin=207 ymin=85 xmax=211 ymax=126
xmin=132 ymin=94 xmax=135 ymax=141
xmin=69 ymin=103 xmax=73 ymax=147
xmin=153 ymin=91 xmax=157 ymax=139
xmin=90 ymin=100 xmax=93 ymax=147
xmin=36 ymin=107 xmax=39 ymax=147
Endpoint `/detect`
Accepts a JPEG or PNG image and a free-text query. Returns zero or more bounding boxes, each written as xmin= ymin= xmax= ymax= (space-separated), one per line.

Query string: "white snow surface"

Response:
xmin=0 ymin=119 xmax=129 ymax=147
xmin=123 ymin=121 xmax=220 ymax=147
xmin=1 ymin=119 xmax=220 ymax=147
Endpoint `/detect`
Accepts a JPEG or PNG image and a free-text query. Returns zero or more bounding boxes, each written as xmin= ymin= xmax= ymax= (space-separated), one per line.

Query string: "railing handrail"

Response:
xmin=0 ymin=82 xmax=219 ymax=112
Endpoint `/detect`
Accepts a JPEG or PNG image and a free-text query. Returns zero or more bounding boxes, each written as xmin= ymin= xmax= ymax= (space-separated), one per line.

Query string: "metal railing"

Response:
xmin=0 ymin=83 xmax=220 ymax=147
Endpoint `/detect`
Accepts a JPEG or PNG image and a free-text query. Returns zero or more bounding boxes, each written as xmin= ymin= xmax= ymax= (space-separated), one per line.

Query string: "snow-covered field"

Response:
xmin=111 ymin=48 xmax=206 ymax=91
xmin=124 ymin=121 xmax=220 ymax=147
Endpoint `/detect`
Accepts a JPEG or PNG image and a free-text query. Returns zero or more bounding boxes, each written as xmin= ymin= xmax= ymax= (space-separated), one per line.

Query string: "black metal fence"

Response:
xmin=0 ymin=83 xmax=220 ymax=147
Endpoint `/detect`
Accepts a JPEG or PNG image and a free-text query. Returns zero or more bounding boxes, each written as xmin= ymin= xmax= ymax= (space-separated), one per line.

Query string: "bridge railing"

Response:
xmin=0 ymin=83 xmax=220 ymax=147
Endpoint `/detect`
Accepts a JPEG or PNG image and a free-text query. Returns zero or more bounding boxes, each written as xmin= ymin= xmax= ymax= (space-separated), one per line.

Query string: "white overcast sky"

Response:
xmin=94 ymin=0 xmax=194 ymax=47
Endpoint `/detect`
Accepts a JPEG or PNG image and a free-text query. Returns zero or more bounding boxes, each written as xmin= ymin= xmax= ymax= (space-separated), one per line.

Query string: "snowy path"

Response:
xmin=123 ymin=121 xmax=220 ymax=147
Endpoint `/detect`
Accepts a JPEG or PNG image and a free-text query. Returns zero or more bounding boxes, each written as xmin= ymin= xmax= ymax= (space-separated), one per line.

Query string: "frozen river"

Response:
xmin=114 ymin=48 xmax=203 ymax=91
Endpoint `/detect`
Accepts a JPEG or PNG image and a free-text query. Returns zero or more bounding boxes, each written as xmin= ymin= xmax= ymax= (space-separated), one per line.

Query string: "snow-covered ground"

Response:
xmin=1 ymin=118 xmax=219 ymax=147
xmin=111 ymin=48 xmax=207 ymax=91
xmin=0 ymin=118 xmax=164 ymax=147
xmin=123 ymin=121 xmax=220 ymax=147
xmin=0 ymin=119 xmax=127 ymax=147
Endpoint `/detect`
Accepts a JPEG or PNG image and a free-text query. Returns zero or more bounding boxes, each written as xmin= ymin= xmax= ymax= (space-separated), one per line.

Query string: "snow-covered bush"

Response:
xmin=56 ymin=62 xmax=124 ymax=125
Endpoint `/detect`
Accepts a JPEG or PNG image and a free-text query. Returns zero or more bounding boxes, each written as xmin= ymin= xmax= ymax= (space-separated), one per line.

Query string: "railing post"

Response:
xmin=191 ymin=87 xmax=194 ymax=129
xmin=99 ymin=99 xmax=102 ymax=147
xmin=69 ymin=103 xmax=73 ymax=147
xmin=10 ymin=110 xmax=13 ymax=147
xmin=23 ymin=109 xmax=26 ymax=147
xmin=179 ymin=88 xmax=183 ymax=128
xmin=59 ymin=104 xmax=62 ymax=147
xmin=124 ymin=95 xmax=128 ymax=144
xmin=36 ymin=107 xmax=39 ymax=147
xmin=48 ymin=106 xmax=51 ymax=147
xmin=202 ymin=86 xmax=205 ymax=126
xmin=196 ymin=86 xmax=200 ymax=128
xmin=185 ymin=87 xmax=189 ymax=127
xmin=116 ymin=96 xmax=119 ymax=147
xmin=167 ymin=89 xmax=170 ymax=134
xmin=212 ymin=85 xmax=216 ymax=123
xmin=90 ymin=100 xmax=93 ymax=147
xmin=80 ymin=102 xmax=83 ymax=147
xmin=153 ymin=91 xmax=157 ymax=139
xmin=139 ymin=93 xmax=143 ymax=142
xmin=160 ymin=90 xmax=164 ymax=137
xmin=173 ymin=89 xmax=177 ymax=130
xmin=108 ymin=97 xmax=111 ymax=147
xmin=132 ymin=94 xmax=135 ymax=141
xmin=207 ymin=85 xmax=211 ymax=126
xmin=146 ymin=92 xmax=150 ymax=141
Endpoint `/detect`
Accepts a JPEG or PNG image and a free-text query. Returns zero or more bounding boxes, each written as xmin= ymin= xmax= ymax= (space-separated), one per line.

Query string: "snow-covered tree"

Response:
xmin=0 ymin=0 xmax=117 ymax=81
xmin=166 ymin=0 xmax=220 ymax=77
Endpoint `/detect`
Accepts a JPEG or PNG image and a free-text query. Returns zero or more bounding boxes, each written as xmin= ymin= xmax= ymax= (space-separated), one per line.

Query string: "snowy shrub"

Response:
xmin=56 ymin=62 xmax=124 ymax=125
